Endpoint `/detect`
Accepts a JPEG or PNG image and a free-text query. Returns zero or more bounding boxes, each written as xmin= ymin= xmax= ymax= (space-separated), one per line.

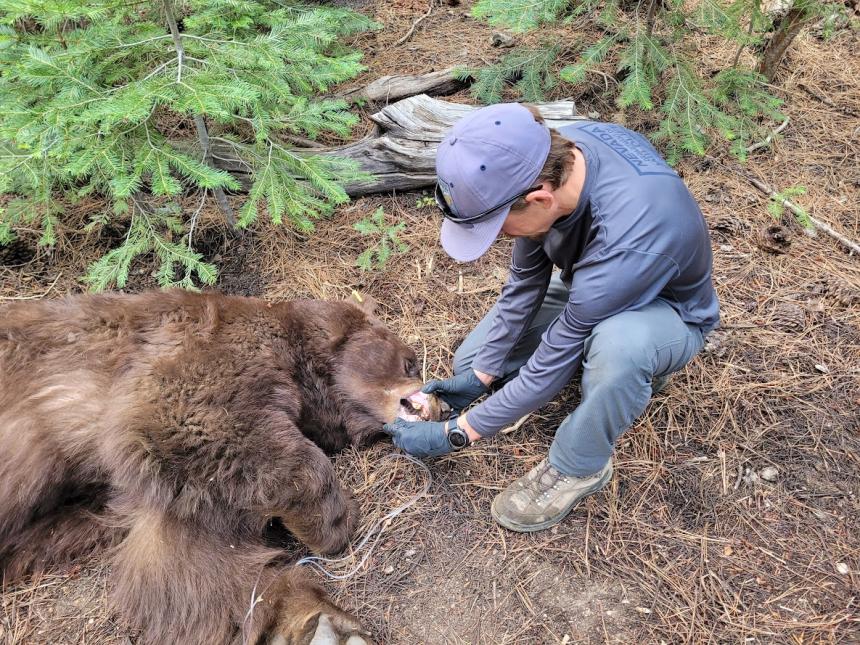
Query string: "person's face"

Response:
xmin=500 ymin=184 xmax=561 ymax=240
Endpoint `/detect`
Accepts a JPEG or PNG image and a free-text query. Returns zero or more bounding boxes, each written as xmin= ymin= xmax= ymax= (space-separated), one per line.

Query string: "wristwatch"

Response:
xmin=445 ymin=417 xmax=471 ymax=450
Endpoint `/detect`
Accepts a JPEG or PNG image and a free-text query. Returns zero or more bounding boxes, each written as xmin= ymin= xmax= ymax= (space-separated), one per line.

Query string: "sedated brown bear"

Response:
xmin=0 ymin=290 xmax=440 ymax=644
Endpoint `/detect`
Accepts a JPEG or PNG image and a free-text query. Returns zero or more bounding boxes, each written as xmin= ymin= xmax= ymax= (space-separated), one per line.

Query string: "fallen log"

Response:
xmin=340 ymin=68 xmax=467 ymax=104
xmin=206 ymin=94 xmax=582 ymax=196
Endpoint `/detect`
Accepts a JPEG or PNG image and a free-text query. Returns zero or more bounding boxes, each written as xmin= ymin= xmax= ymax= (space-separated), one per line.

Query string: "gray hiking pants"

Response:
xmin=453 ymin=274 xmax=706 ymax=477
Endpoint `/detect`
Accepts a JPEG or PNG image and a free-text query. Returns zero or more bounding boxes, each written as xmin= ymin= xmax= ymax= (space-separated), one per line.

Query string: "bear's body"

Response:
xmin=0 ymin=290 xmax=423 ymax=644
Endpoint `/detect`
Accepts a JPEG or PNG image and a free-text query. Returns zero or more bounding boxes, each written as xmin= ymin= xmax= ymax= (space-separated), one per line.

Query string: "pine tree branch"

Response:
xmin=730 ymin=3 xmax=758 ymax=68
xmin=164 ymin=0 xmax=236 ymax=228
xmin=3 ymin=1 xmax=378 ymax=288
xmin=109 ymin=34 xmax=173 ymax=49
xmin=742 ymin=173 xmax=860 ymax=255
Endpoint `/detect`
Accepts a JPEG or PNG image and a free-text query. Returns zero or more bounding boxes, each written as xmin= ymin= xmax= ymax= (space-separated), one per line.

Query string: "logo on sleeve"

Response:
xmin=579 ymin=123 xmax=677 ymax=177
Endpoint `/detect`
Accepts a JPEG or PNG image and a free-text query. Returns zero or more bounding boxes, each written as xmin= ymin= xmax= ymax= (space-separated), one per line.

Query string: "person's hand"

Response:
xmin=383 ymin=418 xmax=451 ymax=458
xmin=421 ymin=370 xmax=489 ymax=413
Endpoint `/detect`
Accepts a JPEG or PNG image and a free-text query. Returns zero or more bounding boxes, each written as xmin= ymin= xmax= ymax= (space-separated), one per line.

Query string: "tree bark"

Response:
xmin=202 ymin=94 xmax=583 ymax=197
xmin=757 ymin=6 xmax=811 ymax=81
xmin=645 ymin=0 xmax=660 ymax=37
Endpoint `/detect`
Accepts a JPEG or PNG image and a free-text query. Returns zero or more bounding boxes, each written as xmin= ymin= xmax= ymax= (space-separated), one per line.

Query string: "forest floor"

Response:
xmin=1 ymin=1 xmax=859 ymax=643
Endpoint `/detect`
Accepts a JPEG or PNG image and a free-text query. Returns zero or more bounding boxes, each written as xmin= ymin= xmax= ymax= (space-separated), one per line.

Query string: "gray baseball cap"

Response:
xmin=435 ymin=103 xmax=551 ymax=262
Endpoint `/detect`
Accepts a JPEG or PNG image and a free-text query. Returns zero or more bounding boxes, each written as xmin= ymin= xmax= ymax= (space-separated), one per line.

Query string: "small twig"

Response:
xmin=395 ymin=0 xmax=435 ymax=47
xmin=0 ymin=273 xmax=62 ymax=301
xmin=280 ymin=133 xmax=326 ymax=149
xmin=797 ymin=83 xmax=859 ymax=116
xmin=733 ymin=463 xmax=744 ymax=491
xmin=139 ymin=57 xmax=177 ymax=84
xmin=187 ymin=189 xmax=209 ymax=250
xmin=797 ymin=82 xmax=836 ymax=108
xmin=745 ymin=117 xmax=790 ymax=153
xmin=745 ymin=175 xmax=860 ymax=255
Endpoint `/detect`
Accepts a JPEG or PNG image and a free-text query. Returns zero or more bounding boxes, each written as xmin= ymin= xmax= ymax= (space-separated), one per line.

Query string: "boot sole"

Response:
xmin=491 ymin=464 xmax=613 ymax=533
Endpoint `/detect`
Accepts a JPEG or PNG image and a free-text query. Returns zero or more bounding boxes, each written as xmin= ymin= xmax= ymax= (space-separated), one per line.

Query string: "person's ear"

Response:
xmin=524 ymin=184 xmax=554 ymax=209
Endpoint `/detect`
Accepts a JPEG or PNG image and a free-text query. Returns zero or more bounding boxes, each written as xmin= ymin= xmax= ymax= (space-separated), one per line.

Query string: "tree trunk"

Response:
xmin=645 ymin=0 xmax=660 ymax=37
xmin=202 ymin=94 xmax=583 ymax=196
xmin=757 ymin=6 xmax=810 ymax=81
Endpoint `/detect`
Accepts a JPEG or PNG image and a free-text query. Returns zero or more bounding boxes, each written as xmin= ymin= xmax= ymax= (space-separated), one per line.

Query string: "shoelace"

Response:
xmin=527 ymin=460 xmax=573 ymax=500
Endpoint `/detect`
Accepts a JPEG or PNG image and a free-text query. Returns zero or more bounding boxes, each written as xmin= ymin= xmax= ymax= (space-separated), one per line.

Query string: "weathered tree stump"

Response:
xmin=208 ymin=94 xmax=582 ymax=196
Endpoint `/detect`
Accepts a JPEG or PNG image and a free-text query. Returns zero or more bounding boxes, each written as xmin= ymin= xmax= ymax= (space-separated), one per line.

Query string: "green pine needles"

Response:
xmin=768 ymin=184 xmax=813 ymax=229
xmin=0 ymin=0 xmax=377 ymax=289
xmin=456 ymin=44 xmax=562 ymax=104
xmin=353 ymin=207 xmax=408 ymax=271
xmin=473 ymin=0 xmax=571 ymax=32
xmin=466 ymin=0 xmax=847 ymax=163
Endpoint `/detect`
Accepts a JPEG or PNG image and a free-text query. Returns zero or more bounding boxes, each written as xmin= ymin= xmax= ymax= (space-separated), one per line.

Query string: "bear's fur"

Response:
xmin=0 ymin=290 xmax=425 ymax=644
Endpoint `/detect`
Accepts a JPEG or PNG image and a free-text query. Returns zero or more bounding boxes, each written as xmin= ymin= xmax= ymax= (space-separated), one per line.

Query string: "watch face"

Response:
xmin=449 ymin=429 xmax=467 ymax=448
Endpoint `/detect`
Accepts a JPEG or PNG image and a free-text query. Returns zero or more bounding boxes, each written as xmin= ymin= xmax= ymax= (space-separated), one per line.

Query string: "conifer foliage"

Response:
xmin=0 ymin=1 xmax=376 ymax=289
xmin=467 ymin=0 xmax=850 ymax=163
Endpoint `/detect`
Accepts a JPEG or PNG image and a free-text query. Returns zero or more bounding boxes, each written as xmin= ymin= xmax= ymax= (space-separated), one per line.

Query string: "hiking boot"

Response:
xmin=491 ymin=458 xmax=613 ymax=533
xmin=651 ymin=374 xmax=670 ymax=395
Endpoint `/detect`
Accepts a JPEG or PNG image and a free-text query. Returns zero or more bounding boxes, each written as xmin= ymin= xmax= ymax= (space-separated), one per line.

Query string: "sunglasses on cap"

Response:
xmin=434 ymin=182 xmax=543 ymax=224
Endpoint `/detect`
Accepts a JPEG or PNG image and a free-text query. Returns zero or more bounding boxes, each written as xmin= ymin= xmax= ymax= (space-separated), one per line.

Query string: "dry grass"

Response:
xmin=2 ymin=2 xmax=859 ymax=644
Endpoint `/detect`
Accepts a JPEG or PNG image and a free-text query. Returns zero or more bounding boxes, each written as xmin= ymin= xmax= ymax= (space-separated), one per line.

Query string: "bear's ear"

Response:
xmin=350 ymin=290 xmax=377 ymax=316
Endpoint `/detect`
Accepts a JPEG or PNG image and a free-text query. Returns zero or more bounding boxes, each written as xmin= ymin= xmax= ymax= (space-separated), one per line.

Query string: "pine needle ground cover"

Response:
xmin=0 ymin=0 xmax=376 ymax=289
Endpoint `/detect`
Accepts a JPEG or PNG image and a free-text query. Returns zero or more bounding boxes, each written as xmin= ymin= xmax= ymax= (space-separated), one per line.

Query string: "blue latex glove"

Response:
xmin=383 ymin=418 xmax=452 ymax=458
xmin=421 ymin=370 xmax=489 ymax=413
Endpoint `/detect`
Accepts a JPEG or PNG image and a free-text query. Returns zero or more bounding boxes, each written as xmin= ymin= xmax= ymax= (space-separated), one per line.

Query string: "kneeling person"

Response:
xmin=384 ymin=103 xmax=719 ymax=533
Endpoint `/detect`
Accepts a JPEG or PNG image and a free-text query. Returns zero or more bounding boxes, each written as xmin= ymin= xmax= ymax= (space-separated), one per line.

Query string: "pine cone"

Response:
xmin=711 ymin=216 xmax=745 ymax=238
xmin=829 ymin=279 xmax=860 ymax=308
xmin=771 ymin=302 xmax=806 ymax=332
xmin=807 ymin=277 xmax=860 ymax=308
xmin=755 ymin=224 xmax=792 ymax=254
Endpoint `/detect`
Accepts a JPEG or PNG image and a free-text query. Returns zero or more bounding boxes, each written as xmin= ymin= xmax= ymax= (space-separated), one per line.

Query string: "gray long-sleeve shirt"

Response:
xmin=467 ymin=121 xmax=720 ymax=436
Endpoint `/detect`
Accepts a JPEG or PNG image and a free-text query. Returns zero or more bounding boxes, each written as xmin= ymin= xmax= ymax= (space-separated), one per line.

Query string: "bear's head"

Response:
xmin=334 ymin=295 xmax=443 ymax=428
xmin=292 ymin=296 xmax=444 ymax=442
